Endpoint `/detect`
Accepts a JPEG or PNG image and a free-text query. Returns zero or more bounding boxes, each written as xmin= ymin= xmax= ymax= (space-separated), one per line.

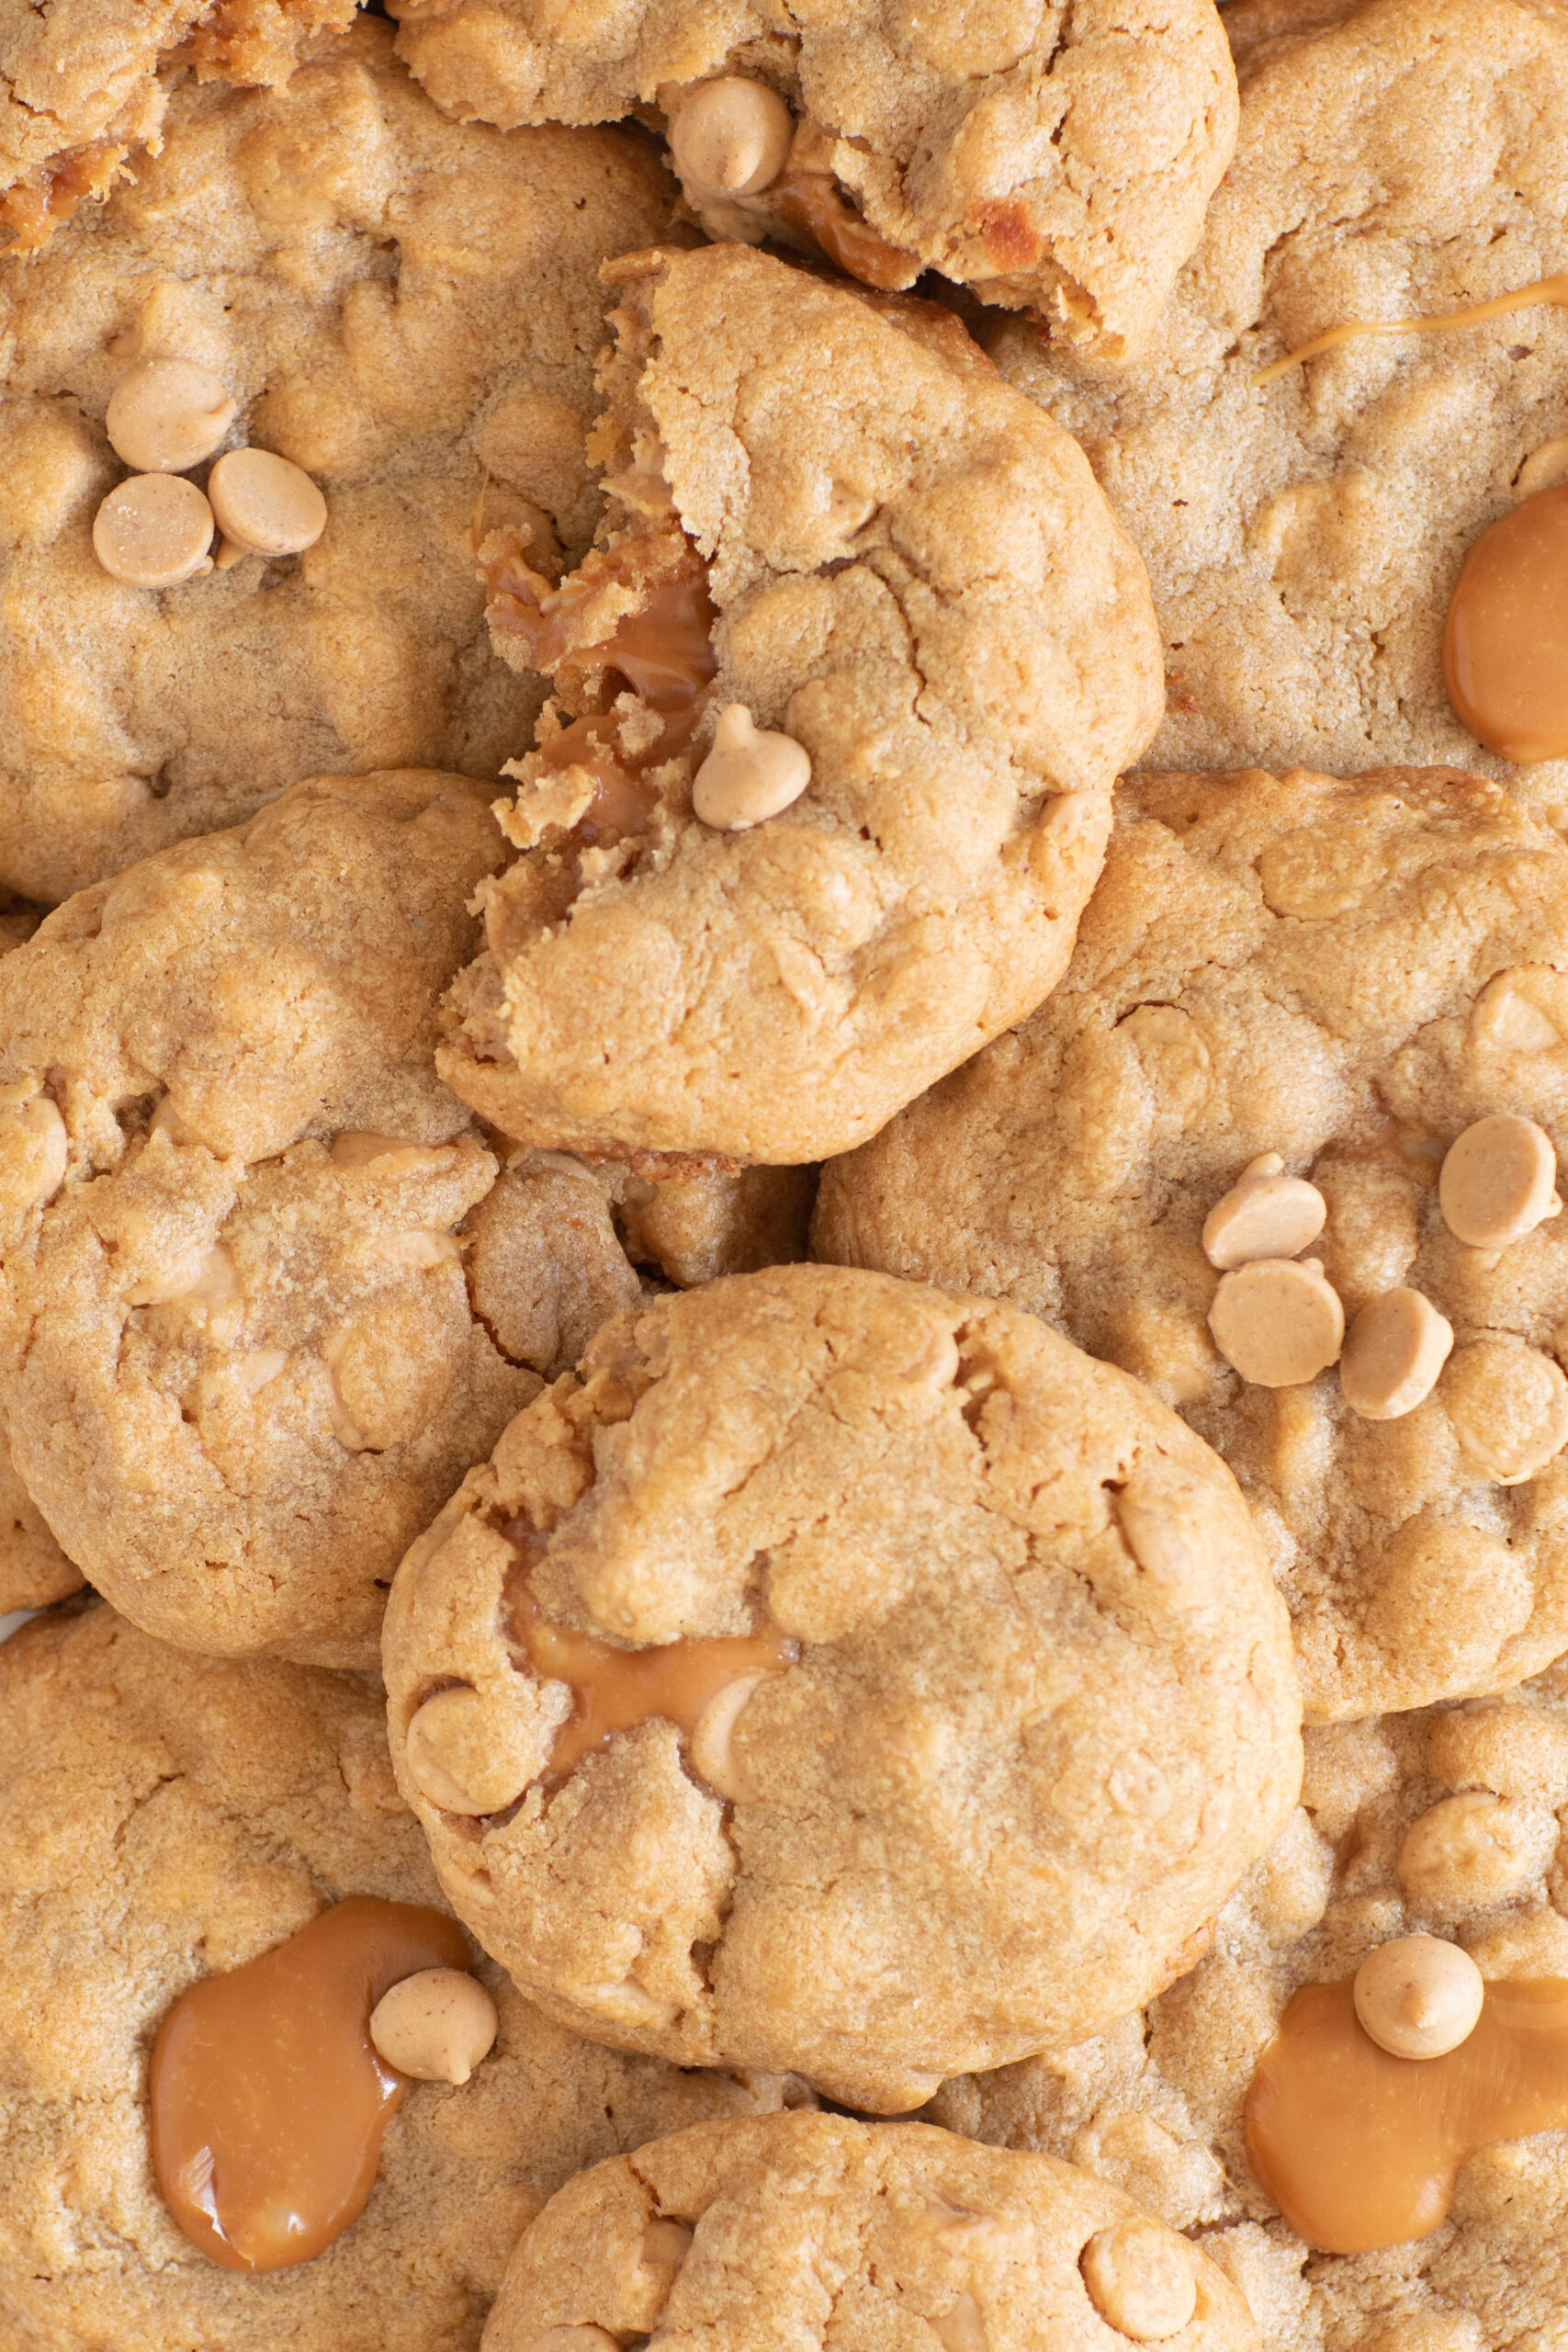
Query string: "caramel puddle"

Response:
xmin=1442 ymin=483 xmax=1568 ymax=764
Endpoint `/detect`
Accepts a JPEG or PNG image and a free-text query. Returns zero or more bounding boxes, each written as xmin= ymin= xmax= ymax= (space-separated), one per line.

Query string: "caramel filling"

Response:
xmin=776 ymin=166 xmax=919 ymax=292
xmin=1254 ymin=271 xmax=1568 ymax=387
xmin=0 ymin=138 xmax=122 ymax=251
xmin=507 ymin=1576 xmax=797 ymax=1786
xmin=150 ymin=1895 xmax=471 ymax=2272
xmin=1244 ymin=1974 xmax=1568 ymax=2254
xmin=1442 ymin=483 xmax=1568 ymax=765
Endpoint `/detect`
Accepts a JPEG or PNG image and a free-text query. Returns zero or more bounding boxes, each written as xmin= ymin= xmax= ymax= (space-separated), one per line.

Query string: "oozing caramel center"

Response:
xmin=150 ymin=1895 xmax=471 ymax=2272
xmin=1442 ymin=483 xmax=1568 ymax=765
xmin=1244 ymin=1974 xmax=1568 ymax=2254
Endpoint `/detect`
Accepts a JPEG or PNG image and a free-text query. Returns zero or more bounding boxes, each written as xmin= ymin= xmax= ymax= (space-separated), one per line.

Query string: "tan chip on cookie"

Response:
xmin=389 ymin=0 xmax=1238 ymax=361
xmin=817 ymin=766 xmax=1568 ymax=1722
xmin=481 ymin=2112 xmax=1259 ymax=2352
xmin=383 ymin=1262 xmax=1301 ymax=2113
xmin=441 ymin=242 xmax=1164 ymax=1169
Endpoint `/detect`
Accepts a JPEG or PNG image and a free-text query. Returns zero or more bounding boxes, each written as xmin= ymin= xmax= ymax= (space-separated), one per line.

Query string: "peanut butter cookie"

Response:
xmin=0 ymin=1600 xmax=795 ymax=2352
xmin=482 ymin=2110 xmax=1261 ymax=2352
xmin=383 ymin=1262 xmax=1301 ymax=2113
xmin=389 ymin=0 xmax=1238 ymax=362
xmin=441 ymin=242 xmax=1164 ymax=1167
xmin=0 ymin=15 xmax=678 ymax=903
xmin=817 ymin=766 xmax=1568 ymax=1723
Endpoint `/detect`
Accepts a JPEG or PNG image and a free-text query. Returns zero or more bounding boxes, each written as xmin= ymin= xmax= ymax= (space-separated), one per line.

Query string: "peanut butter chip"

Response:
xmin=670 ymin=77 xmax=795 ymax=200
xmin=93 ymin=473 xmax=214 ymax=586
xmin=405 ymin=1685 xmax=531 ymax=1815
xmin=1438 ymin=1112 xmax=1561 ymax=1248
xmin=208 ymin=447 xmax=328 ymax=558
xmin=693 ymin=704 xmax=811 ymax=831
xmin=1339 ymin=1289 xmax=1454 ymax=1420
xmin=368 ymin=1966 xmax=498 ymax=2085
xmin=1353 ymin=1937 xmax=1485 ymax=2059
xmin=1080 ymin=2219 xmax=1198 ymax=2342
xmin=105 ymin=356 xmax=235 ymax=472
xmin=1443 ymin=484 xmax=1568 ymax=764
xmin=1201 ymin=1157 xmax=1327 ymax=1269
xmin=1208 ymin=1257 xmax=1344 ymax=1387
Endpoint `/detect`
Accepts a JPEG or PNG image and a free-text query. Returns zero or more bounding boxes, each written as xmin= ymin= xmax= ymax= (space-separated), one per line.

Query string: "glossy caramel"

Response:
xmin=777 ymin=167 xmax=917 ymax=291
xmin=150 ymin=1896 xmax=471 ymax=2272
xmin=1255 ymin=271 xmax=1568 ymax=388
xmin=1442 ymin=483 xmax=1568 ymax=764
xmin=1244 ymin=1973 xmax=1568 ymax=2254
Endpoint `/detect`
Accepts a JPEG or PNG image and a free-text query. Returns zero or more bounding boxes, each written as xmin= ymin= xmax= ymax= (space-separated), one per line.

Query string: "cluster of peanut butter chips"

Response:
xmin=2 ymin=3 xmax=1568 ymax=2348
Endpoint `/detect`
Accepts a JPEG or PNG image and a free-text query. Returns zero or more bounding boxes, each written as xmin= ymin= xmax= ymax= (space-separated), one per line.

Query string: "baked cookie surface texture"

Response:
xmin=481 ymin=2110 xmax=1261 ymax=2352
xmin=817 ymin=767 xmax=1568 ymax=1724
xmin=0 ymin=15 xmax=678 ymax=904
xmin=384 ymin=1261 xmax=1301 ymax=2113
xmin=990 ymin=0 xmax=1568 ymax=804
xmin=0 ymin=1601 xmax=789 ymax=2352
xmin=443 ymin=242 xmax=1164 ymax=1167
xmin=390 ymin=0 xmax=1239 ymax=359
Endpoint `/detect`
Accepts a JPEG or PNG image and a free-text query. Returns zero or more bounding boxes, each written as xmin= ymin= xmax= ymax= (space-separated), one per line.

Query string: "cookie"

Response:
xmin=0 ymin=1599 xmax=797 ymax=2352
xmin=817 ymin=766 xmax=1568 ymax=1724
xmin=987 ymin=0 xmax=1568 ymax=808
xmin=389 ymin=0 xmax=1238 ymax=361
xmin=931 ymin=1659 xmax=1568 ymax=2352
xmin=482 ymin=2110 xmax=1261 ymax=2352
xmin=0 ymin=14 xmax=679 ymax=904
xmin=440 ymin=241 xmax=1164 ymax=1168
xmin=382 ymin=1261 xmax=1301 ymax=2113
xmin=0 ymin=766 xmax=660 ymax=1669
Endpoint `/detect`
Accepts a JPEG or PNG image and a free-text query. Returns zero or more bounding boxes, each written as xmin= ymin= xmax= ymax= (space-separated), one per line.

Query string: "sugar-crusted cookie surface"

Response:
xmin=390 ymin=0 xmax=1238 ymax=360
xmin=442 ymin=242 xmax=1163 ymax=1166
xmin=0 ymin=16 xmax=678 ymax=904
xmin=383 ymin=1262 xmax=1300 ymax=2112
xmin=482 ymin=2111 xmax=1261 ymax=2352
xmin=0 ymin=1600 xmax=793 ymax=2352
xmin=818 ymin=768 xmax=1568 ymax=1724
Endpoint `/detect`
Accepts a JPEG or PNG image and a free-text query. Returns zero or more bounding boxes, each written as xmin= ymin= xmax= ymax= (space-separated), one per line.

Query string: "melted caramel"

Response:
xmin=776 ymin=168 xmax=919 ymax=292
xmin=1255 ymin=272 xmax=1568 ymax=387
xmin=150 ymin=1896 xmax=471 ymax=2272
xmin=507 ymin=1577 xmax=797 ymax=1785
xmin=1442 ymin=483 xmax=1568 ymax=764
xmin=1244 ymin=1974 xmax=1568 ymax=2254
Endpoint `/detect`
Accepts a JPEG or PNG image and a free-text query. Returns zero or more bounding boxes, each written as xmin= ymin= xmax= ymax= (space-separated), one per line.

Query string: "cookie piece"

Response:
xmin=441 ymin=242 xmax=1164 ymax=1167
xmin=482 ymin=2110 xmax=1260 ymax=2352
xmin=0 ymin=1600 xmax=796 ymax=2352
xmin=818 ymin=767 xmax=1568 ymax=1723
xmin=383 ymin=1262 xmax=1301 ymax=2113
xmin=390 ymin=0 xmax=1238 ymax=361
xmin=0 ymin=16 xmax=678 ymax=905
xmin=0 ymin=766 xmax=642 ymax=1668
xmin=989 ymin=0 xmax=1568 ymax=807
xmin=931 ymin=1660 xmax=1568 ymax=2351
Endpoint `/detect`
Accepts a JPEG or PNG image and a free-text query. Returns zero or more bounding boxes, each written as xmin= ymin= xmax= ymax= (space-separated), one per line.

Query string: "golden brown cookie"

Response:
xmin=817 ymin=766 xmax=1568 ymax=1723
xmin=481 ymin=2111 xmax=1261 ymax=2352
xmin=0 ymin=1599 xmax=798 ymax=2352
xmin=441 ymin=242 xmax=1164 ymax=1167
xmin=0 ymin=15 xmax=678 ymax=903
xmin=383 ymin=1262 xmax=1301 ymax=2112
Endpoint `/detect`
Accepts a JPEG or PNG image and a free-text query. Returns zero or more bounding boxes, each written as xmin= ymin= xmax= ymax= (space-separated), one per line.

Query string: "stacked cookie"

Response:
xmin=1 ymin=1 xmax=1565 ymax=2346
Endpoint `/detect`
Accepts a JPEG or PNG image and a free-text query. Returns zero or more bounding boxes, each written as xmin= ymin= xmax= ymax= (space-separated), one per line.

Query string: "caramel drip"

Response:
xmin=1244 ymin=1974 xmax=1568 ymax=2254
xmin=1254 ymin=272 xmax=1568 ymax=388
xmin=150 ymin=1896 xmax=471 ymax=2273
xmin=776 ymin=168 xmax=919 ymax=293
xmin=0 ymin=138 xmax=121 ymax=251
xmin=507 ymin=1577 xmax=797 ymax=1785
xmin=1442 ymin=483 xmax=1568 ymax=764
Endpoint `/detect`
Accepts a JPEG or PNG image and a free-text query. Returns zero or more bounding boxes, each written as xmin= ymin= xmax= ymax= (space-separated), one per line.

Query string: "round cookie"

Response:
xmin=441 ymin=241 xmax=1164 ymax=1167
xmin=817 ymin=766 xmax=1568 ymax=1722
xmin=930 ymin=1660 xmax=1568 ymax=2352
xmin=987 ymin=0 xmax=1568 ymax=808
xmin=481 ymin=2110 xmax=1260 ymax=2352
xmin=0 ymin=1599 xmax=795 ymax=2352
xmin=383 ymin=1261 xmax=1301 ymax=2113
xmin=0 ymin=14 xmax=679 ymax=903
xmin=389 ymin=0 xmax=1238 ymax=363
xmin=0 ymin=766 xmax=668 ymax=1668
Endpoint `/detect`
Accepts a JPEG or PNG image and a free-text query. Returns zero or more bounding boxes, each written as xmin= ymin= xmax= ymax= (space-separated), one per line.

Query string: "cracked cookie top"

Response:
xmin=816 ymin=766 xmax=1568 ymax=1724
xmin=382 ymin=1261 xmax=1301 ymax=2113
xmin=0 ymin=1600 xmax=793 ymax=2352
xmin=481 ymin=2111 xmax=1261 ymax=2352
xmin=389 ymin=0 xmax=1239 ymax=361
xmin=440 ymin=241 xmax=1163 ymax=1167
